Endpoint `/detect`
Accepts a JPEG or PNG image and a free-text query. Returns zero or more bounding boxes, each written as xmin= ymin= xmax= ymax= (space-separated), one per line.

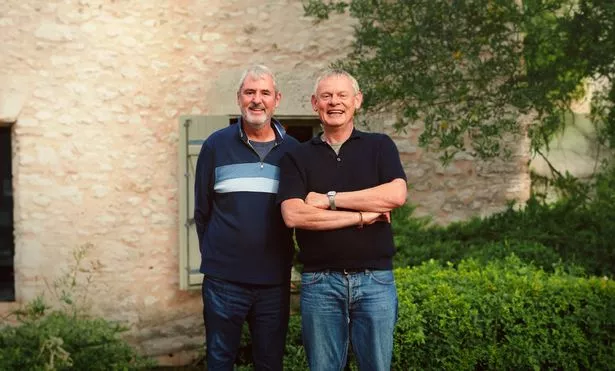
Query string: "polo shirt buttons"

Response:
xmin=336 ymin=157 xmax=341 ymax=162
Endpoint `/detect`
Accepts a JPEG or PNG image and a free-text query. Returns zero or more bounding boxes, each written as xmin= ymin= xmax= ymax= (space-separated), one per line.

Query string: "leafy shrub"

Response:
xmin=394 ymin=234 xmax=566 ymax=273
xmin=393 ymin=256 xmax=615 ymax=370
xmin=0 ymin=244 xmax=154 ymax=370
xmin=392 ymin=181 xmax=615 ymax=276
xmin=0 ymin=297 xmax=153 ymax=371
xmin=283 ymin=315 xmax=309 ymax=370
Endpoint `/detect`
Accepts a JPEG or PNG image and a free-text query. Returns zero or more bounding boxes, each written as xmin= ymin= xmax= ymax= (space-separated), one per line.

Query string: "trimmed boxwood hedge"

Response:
xmin=392 ymin=256 xmax=615 ymax=370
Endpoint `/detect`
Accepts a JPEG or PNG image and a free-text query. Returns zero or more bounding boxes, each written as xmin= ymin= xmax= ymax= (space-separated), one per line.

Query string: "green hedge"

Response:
xmin=394 ymin=256 xmax=615 ymax=370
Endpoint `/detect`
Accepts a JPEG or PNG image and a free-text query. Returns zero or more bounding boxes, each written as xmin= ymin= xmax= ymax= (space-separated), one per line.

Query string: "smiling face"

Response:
xmin=237 ymin=73 xmax=281 ymax=130
xmin=311 ymin=74 xmax=363 ymax=130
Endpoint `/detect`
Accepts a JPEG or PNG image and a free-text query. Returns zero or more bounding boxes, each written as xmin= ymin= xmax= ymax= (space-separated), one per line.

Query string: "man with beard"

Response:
xmin=277 ymin=69 xmax=407 ymax=370
xmin=194 ymin=65 xmax=299 ymax=370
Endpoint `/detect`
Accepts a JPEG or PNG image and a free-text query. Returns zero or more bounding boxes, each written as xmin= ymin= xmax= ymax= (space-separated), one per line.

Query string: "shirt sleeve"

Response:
xmin=378 ymin=134 xmax=407 ymax=183
xmin=194 ymin=139 xmax=214 ymax=244
xmin=276 ymin=151 xmax=308 ymax=204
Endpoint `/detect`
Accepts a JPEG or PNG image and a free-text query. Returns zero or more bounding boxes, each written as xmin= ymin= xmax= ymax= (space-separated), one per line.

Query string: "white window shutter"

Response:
xmin=178 ymin=115 xmax=229 ymax=290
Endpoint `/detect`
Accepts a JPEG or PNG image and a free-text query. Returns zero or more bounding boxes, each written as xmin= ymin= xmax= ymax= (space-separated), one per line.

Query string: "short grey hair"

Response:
xmin=313 ymin=69 xmax=360 ymax=96
xmin=237 ymin=64 xmax=279 ymax=94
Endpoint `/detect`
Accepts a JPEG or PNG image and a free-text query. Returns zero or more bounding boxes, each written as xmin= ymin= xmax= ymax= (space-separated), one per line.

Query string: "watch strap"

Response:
xmin=327 ymin=192 xmax=337 ymax=210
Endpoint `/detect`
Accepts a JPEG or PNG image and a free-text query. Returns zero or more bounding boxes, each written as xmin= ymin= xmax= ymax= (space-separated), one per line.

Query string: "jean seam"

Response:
xmin=301 ymin=272 xmax=325 ymax=286
xmin=368 ymin=270 xmax=395 ymax=285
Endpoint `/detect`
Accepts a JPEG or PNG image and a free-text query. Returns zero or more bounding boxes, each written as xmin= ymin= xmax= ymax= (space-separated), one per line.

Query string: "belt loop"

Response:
xmin=343 ymin=269 xmax=349 ymax=275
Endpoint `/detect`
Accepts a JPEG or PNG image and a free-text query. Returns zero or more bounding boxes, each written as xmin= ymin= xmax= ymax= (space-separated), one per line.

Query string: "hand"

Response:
xmin=305 ymin=192 xmax=329 ymax=209
xmin=362 ymin=211 xmax=391 ymax=225
xmin=382 ymin=211 xmax=391 ymax=223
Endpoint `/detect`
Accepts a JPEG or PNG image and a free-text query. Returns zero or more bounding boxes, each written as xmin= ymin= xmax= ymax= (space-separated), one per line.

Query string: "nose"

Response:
xmin=252 ymin=92 xmax=263 ymax=104
xmin=329 ymin=95 xmax=340 ymax=105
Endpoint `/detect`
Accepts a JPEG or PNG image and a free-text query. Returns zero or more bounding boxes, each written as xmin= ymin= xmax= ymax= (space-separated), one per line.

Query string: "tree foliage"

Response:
xmin=305 ymin=0 xmax=615 ymax=163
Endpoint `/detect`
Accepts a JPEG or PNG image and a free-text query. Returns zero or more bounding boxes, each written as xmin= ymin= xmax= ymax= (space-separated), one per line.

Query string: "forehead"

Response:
xmin=240 ymin=74 xmax=275 ymax=91
xmin=316 ymin=75 xmax=354 ymax=94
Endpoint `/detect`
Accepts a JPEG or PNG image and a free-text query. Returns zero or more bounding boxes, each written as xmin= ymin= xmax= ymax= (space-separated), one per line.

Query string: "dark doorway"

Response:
xmin=229 ymin=117 xmax=321 ymax=143
xmin=0 ymin=126 xmax=14 ymax=302
xmin=280 ymin=118 xmax=321 ymax=143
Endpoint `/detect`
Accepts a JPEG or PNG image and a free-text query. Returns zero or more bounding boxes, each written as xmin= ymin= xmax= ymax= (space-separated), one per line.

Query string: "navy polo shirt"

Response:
xmin=277 ymin=128 xmax=407 ymax=272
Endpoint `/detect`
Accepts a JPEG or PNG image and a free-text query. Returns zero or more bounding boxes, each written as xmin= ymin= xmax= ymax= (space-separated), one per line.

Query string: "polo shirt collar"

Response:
xmin=311 ymin=127 xmax=364 ymax=145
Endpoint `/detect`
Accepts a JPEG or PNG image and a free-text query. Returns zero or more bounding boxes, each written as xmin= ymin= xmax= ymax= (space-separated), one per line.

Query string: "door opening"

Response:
xmin=228 ymin=116 xmax=321 ymax=143
xmin=0 ymin=126 xmax=14 ymax=302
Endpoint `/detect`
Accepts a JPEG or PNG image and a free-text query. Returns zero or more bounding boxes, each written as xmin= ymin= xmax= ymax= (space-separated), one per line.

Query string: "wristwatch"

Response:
xmin=327 ymin=191 xmax=337 ymax=210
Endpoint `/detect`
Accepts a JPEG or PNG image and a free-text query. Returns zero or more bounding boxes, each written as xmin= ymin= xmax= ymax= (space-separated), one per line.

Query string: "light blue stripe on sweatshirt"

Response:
xmin=215 ymin=163 xmax=279 ymax=182
xmin=214 ymin=177 xmax=279 ymax=194
xmin=214 ymin=163 xmax=280 ymax=193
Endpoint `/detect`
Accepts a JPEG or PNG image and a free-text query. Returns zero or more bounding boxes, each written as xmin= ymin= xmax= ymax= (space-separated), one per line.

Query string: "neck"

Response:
xmin=243 ymin=121 xmax=276 ymax=142
xmin=323 ymin=123 xmax=353 ymax=144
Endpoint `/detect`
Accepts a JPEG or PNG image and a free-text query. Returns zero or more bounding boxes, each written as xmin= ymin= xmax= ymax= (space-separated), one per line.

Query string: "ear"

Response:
xmin=275 ymin=91 xmax=282 ymax=108
xmin=311 ymin=95 xmax=318 ymax=111
xmin=354 ymin=91 xmax=363 ymax=110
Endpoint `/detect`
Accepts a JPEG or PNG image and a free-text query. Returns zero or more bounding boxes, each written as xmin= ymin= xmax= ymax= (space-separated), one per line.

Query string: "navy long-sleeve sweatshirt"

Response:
xmin=194 ymin=118 xmax=299 ymax=285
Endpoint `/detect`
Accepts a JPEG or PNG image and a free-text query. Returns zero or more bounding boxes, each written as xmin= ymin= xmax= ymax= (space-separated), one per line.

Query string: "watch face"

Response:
xmin=327 ymin=191 xmax=336 ymax=197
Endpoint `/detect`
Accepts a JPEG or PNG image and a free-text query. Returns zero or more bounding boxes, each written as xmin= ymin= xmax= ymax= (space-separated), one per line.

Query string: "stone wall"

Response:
xmin=0 ymin=0 xmax=530 ymax=365
xmin=406 ymin=145 xmax=531 ymax=223
xmin=364 ymin=114 xmax=531 ymax=223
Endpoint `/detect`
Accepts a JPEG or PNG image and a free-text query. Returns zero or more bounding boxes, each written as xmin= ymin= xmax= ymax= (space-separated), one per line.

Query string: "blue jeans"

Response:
xmin=300 ymin=270 xmax=398 ymax=371
xmin=202 ymin=275 xmax=290 ymax=371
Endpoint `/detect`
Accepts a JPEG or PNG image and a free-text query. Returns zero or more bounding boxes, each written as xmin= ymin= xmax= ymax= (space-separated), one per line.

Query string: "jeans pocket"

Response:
xmin=301 ymin=272 xmax=325 ymax=286
xmin=368 ymin=270 xmax=395 ymax=285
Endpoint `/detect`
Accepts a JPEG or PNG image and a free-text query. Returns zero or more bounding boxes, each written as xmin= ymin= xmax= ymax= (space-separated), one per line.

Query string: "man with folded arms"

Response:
xmin=277 ymin=69 xmax=407 ymax=370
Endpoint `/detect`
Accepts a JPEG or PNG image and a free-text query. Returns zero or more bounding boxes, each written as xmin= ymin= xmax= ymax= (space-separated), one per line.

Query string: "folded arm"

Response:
xmin=281 ymin=198 xmax=388 ymax=230
xmin=305 ymin=178 xmax=407 ymax=213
